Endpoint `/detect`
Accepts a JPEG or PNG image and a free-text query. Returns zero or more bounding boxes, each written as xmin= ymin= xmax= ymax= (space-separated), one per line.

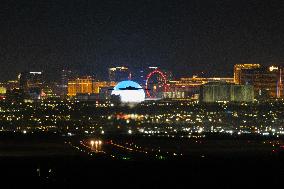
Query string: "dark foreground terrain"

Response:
xmin=2 ymin=156 xmax=284 ymax=188
xmin=0 ymin=133 xmax=283 ymax=188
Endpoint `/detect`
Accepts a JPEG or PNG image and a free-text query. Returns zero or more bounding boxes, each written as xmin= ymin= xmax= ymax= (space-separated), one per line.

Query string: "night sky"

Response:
xmin=1 ymin=0 xmax=284 ymax=81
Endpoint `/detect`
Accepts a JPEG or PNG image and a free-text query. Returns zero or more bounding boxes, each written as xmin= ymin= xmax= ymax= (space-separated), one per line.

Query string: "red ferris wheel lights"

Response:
xmin=145 ymin=70 xmax=167 ymax=98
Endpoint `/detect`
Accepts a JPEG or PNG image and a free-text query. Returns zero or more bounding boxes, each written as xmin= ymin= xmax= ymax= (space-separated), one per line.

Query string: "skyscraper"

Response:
xmin=199 ymin=82 xmax=254 ymax=102
xmin=108 ymin=67 xmax=130 ymax=82
xmin=277 ymin=67 xmax=283 ymax=98
xmin=18 ymin=71 xmax=43 ymax=99
xmin=239 ymin=65 xmax=283 ymax=99
xmin=67 ymin=76 xmax=94 ymax=96
xmin=234 ymin=64 xmax=261 ymax=84
xmin=131 ymin=66 xmax=159 ymax=87
xmin=60 ymin=70 xmax=75 ymax=97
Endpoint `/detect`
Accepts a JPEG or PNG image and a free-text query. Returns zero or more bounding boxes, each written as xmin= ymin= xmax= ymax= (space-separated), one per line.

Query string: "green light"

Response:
xmin=157 ymin=155 xmax=166 ymax=160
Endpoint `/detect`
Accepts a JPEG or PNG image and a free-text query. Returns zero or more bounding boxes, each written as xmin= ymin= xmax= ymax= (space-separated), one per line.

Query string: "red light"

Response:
xmin=145 ymin=70 xmax=167 ymax=98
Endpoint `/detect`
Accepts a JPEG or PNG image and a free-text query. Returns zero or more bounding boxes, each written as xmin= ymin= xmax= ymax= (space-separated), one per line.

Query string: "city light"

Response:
xmin=1 ymin=1 xmax=284 ymax=187
xmin=90 ymin=140 xmax=95 ymax=147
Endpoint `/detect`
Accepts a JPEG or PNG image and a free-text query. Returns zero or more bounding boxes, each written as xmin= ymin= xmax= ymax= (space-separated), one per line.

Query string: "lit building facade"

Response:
xmin=18 ymin=71 xmax=43 ymax=99
xmin=108 ymin=67 xmax=130 ymax=82
xmin=200 ymin=82 xmax=254 ymax=102
xmin=68 ymin=76 xmax=94 ymax=96
xmin=19 ymin=72 xmax=43 ymax=91
xmin=41 ymin=85 xmax=60 ymax=99
xmin=234 ymin=64 xmax=261 ymax=84
xmin=162 ymin=91 xmax=185 ymax=99
xmin=68 ymin=77 xmax=117 ymax=98
xmin=174 ymin=77 xmax=234 ymax=85
xmin=239 ymin=65 xmax=283 ymax=99
xmin=93 ymin=81 xmax=117 ymax=94
xmin=60 ymin=70 xmax=76 ymax=97
xmin=168 ymin=76 xmax=234 ymax=99
xmin=0 ymin=86 xmax=6 ymax=94
xmin=3 ymin=80 xmax=18 ymax=91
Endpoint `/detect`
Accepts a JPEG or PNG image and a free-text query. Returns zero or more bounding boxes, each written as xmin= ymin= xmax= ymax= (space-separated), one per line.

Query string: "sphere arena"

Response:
xmin=111 ymin=80 xmax=145 ymax=103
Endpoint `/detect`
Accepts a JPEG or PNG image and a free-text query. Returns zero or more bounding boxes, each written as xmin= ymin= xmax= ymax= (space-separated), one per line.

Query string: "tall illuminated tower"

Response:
xmin=18 ymin=71 xmax=43 ymax=99
xmin=108 ymin=67 xmax=130 ymax=82
xmin=234 ymin=64 xmax=260 ymax=84
xmin=60 ymin=69 xmax=75 ymax=97
xmin=240 ymin=65 xmax=284 ymax=99
xmin=277 ymin=67 xmax=283 ymax=98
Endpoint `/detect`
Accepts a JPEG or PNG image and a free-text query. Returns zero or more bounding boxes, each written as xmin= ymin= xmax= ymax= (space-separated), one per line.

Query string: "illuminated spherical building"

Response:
xmin=111 ymin=80 xmax=145 ymax=103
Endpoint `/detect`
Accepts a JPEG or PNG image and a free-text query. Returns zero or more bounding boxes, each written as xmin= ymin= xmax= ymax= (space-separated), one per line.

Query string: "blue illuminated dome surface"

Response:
xmin=111 ymin=80 xmax=145 ymax=103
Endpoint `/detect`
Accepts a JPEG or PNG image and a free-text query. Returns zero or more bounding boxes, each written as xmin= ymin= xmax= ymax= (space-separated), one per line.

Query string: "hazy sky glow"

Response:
xmin=1 ymin=0 xmax=284 ymax=81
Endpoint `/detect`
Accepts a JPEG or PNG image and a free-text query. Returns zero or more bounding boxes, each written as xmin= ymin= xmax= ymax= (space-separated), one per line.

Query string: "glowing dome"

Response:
xmin=111 ymin=80 xmax=145 ymax=103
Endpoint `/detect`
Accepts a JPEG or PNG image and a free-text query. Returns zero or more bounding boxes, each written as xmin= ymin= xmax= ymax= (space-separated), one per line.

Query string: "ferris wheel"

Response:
xmin=145 ymin=70 xmax=168 ymax=98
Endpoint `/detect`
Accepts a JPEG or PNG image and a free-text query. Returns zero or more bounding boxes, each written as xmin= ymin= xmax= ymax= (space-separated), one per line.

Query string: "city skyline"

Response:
xmin=0 ymin=63 xmax=282 ymax=102
xmin=0 ymin=1 xmax=284 ymax=185
xmin=1 ymin=0 xmax=284 ymax=81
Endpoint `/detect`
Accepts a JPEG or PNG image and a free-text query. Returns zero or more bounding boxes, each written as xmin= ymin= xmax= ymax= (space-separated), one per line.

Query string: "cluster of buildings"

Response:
xmin=0 ymin=64 xmax=283 ymax=103
xmin=234 ymin=64 xmax=283 ymax=99
xmin=163 ymin=64 xmax=282 ymax=103
xmin=67 ymin=77 xmax=117 ymax=100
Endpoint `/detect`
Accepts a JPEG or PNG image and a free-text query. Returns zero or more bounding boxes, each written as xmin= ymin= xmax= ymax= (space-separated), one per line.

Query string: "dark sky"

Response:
xmin=1 ymin=0 xmax=284 ymax=81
